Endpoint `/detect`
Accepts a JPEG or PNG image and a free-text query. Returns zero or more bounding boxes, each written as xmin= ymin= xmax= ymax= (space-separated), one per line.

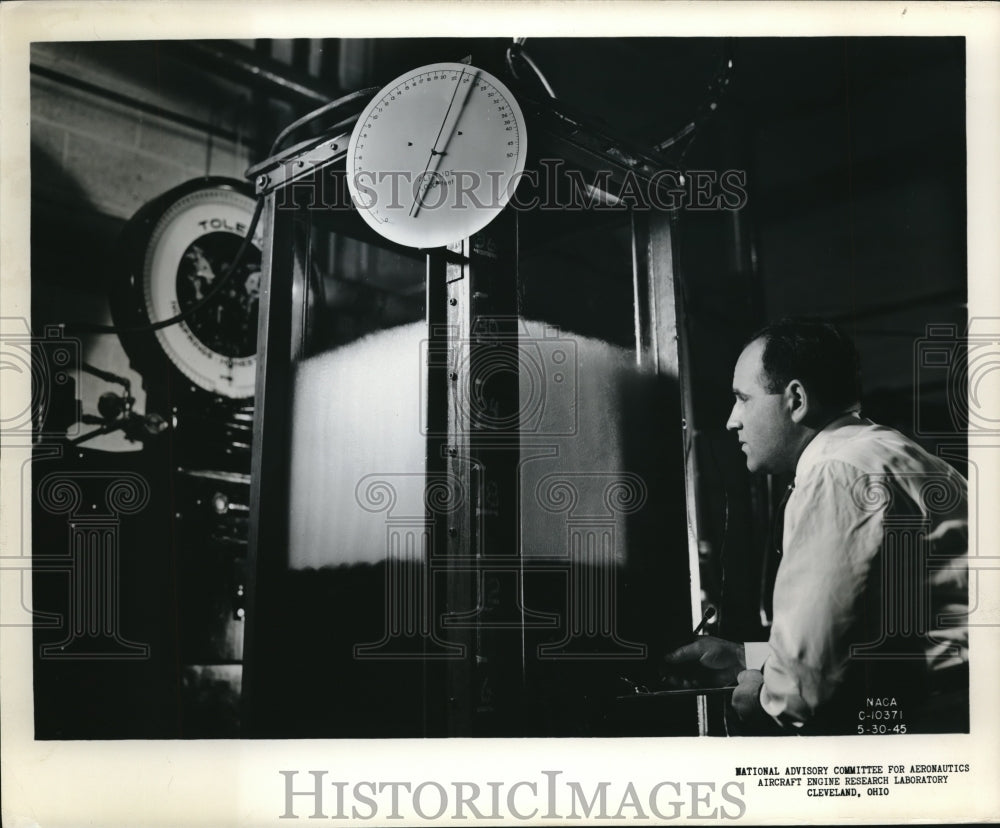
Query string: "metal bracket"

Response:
xmin=250 ymin=132 xmax=352 ymax=196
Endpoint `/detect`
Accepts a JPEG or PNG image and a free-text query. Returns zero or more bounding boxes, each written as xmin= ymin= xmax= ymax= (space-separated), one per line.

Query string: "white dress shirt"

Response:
xmin=749 ymin=414 xmax=968 ymax=729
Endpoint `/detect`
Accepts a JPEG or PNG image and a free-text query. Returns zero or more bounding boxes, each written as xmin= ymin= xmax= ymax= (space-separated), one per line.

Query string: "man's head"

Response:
xmin=726 ymin=319 xmax=861 ymax=474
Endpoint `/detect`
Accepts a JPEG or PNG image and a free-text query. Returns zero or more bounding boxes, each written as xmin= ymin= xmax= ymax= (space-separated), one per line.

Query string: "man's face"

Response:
xmin=726 ymin=338 xmax=797 ymax=474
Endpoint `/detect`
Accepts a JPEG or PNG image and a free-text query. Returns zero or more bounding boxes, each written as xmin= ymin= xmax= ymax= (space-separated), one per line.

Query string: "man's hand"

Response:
xmin=732 ymin=669 xmax=765 ymax=721
xmin=727 ymin=669 xmax=785 ymax=735
xmin=662 ymin=636 xmax=745 ymax=688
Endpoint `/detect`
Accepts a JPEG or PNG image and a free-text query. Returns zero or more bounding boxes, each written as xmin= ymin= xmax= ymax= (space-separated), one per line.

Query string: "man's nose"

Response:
xmin=726 ymin=405 xmax=740 ymax=432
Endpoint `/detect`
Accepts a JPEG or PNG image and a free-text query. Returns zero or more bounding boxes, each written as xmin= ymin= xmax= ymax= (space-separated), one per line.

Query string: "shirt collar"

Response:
xmin=794 ymin=412 xmax=866 ymax=481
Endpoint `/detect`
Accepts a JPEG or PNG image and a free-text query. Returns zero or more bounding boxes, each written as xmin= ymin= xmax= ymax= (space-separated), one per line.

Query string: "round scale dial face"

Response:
xmin=347 ymin=62 xmax=528 ymax=249
xmin=143 ymin=187 xmax=262 ymax=398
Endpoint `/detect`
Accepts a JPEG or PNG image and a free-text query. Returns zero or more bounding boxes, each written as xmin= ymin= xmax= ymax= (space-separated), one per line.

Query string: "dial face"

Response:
xmin=143 ymin=187 xmax=262 ymax=398
xmin=347 ymin=62 xmax=527 ymax=249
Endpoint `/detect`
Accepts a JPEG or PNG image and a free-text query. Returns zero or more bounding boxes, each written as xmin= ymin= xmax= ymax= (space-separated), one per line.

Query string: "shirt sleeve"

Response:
xmin=744 ymin=642 xmax=770 ymax=672
xmin=759 ymin=461 xmax=884 ymax=728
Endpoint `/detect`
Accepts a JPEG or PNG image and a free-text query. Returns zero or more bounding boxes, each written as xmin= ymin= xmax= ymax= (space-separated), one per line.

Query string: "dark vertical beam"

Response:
xmin=466 ymin=212 xmax=523 ymax=735
xmin=631 ymin=210 xmax=654 ymax=368
xmin=427 ymin=241 xmax=478 ymax=736
xmin=240 ymin=193 xmax=296 ymax=736
xmin=435 ymin=213 xmax=523 ymax=736
xmin=641 ymin=209 xmax=706 ymax=733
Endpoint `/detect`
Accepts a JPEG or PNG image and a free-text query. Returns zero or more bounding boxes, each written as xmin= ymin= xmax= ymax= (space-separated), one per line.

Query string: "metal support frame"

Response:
xmin=429 ymin=215 xmax=526 ymax=736
xmin=241 ymin=105 xmax=709 ymax=737
xmin=241 ymin=191 xmax=295 ymax=735
xmin=250 ymin=131 xmax=352 ymax=196
xmin=633 ymin=209 xmax=707 ymax=734
xmin=426 ymin=239 xmax=477 ymax=734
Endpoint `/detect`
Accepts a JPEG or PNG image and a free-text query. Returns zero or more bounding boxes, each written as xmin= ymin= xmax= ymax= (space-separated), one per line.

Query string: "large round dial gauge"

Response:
xmin=347 ymin=62 xmax=528 ymax=249
xmin=142 ymin=186 xmax=262 ymax=398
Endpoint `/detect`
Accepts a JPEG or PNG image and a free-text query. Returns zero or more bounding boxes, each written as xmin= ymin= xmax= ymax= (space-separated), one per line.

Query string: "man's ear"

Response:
xmin=784 ymin=379 xmax=809 ymax=423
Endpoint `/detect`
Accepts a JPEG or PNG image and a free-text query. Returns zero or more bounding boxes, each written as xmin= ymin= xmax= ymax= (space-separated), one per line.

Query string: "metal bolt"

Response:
xmin=449 ymin=372 xmax=458 ymax=382
xmin=449 ymin=298 xmax=458 ymax=306
xmin=256 ymin=174 xmax=269 ymax=188
xmin=448 ymin=447 xmax=458 ymax=457
xmin=329 ymin=142 xmax=339 ymax=150
xmin=448 ymin=527 xmax=457 ymax=537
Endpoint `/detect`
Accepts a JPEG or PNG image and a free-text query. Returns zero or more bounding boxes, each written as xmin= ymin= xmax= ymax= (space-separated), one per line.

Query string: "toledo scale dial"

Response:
xmin=141 ymin=185 xmax=262 ymax=399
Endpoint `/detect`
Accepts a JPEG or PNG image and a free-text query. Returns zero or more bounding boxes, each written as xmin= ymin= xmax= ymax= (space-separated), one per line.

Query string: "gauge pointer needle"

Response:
xmin=409 ymin=68 xmax=478 ymax=219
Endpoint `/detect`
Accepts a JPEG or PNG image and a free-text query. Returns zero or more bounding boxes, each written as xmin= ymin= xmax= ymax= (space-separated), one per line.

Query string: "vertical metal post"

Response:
xmin=427 ymin=240 xmax=478 ymax=735
xmin=241 ymin=192 xmax=296 ymax=735
xmin=467 ymin=214 xmax=522 ymax=734
xmin=430 ymin=213 xmax=523 ymax=735
xmin=634 ymin=209 xmax=707 ymax=734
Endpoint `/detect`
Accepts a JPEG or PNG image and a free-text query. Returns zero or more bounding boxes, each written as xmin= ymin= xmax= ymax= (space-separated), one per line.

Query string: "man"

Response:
xmin=666 ymin=319 xmax=968 ymax=734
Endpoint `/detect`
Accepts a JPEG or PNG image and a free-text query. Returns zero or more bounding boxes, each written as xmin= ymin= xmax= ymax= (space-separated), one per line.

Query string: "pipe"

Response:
xmin=30 ymin=63 xmax=254 ymax=149
xmin=170 ymin=40 xmax=337 ymax=106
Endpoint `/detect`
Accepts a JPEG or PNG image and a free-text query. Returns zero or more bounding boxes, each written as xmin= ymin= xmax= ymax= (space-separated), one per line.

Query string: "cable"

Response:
xmin=653 ymin=39 xmax=736 ymax=163
xmin=268 ymin=86 xmax=378 ymax=156
xmin=505 ymin=36 xmax=529 ymax=80
xmin=65 ymin=195 xmax=265 ymax=336
xmin=506 ymin=39 xmax=557 ymax=99
xmin=517 ymin=49 xmax=556 ymax=99
xmin=505 ymin=46 xmax=520 ymax=81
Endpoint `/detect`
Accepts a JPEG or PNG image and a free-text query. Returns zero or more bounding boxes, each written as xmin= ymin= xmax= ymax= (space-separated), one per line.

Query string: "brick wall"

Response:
xmin=30 ymin=41 xmax=271 ymax=450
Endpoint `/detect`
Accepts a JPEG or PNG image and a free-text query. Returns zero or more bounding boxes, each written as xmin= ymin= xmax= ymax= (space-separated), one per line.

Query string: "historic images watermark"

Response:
xmin=351 ymin=468 xmax=649 ymax=661
xmin=1 ymin=319 xmax=79 ymax=634
xmin=911 ymin=319 xmax=1000 ymax=634
xmin=912 ymin=319 xmax=1000 ymax=438
xmin=0 ymin=318 xmax=81 ymax=442
xmin=1 ymin=317 xmax=150 ymax=659
xmin=419 ymin=318 xmax=578 ymax=438
xmin=847 ymin=470 xmax=967 ymax=661
xmin=278 ymin=770 xmax=747 ymax=821
xmin=274 ymin=157 xmax=749 ymax=214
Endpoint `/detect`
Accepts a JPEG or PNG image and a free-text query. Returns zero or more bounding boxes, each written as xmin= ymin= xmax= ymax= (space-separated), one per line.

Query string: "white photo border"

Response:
xmin=2 ymin=2 xmax=998 ymax=825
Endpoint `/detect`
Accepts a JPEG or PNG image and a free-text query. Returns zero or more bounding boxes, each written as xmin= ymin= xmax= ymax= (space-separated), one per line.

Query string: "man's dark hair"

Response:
xmin=747 ymin=318 xmax=862 ymax=413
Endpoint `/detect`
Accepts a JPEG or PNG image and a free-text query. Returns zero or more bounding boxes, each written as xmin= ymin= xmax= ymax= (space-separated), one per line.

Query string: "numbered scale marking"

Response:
xmin=347 ymin=62 xmax=528 ymax=249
